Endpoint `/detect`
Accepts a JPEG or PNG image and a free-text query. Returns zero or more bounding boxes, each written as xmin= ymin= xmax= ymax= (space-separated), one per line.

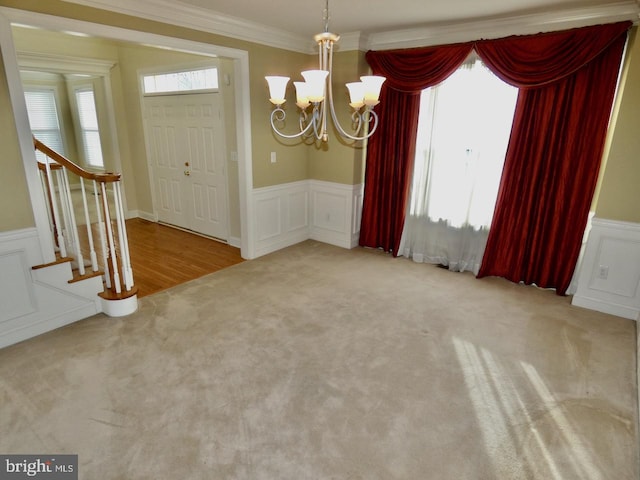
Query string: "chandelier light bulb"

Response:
xmin=265 ymin=76 xmax=290 ymax=105
xmin=293 ymin=81 xmax=311 ymax=109
xmin=301 ymin=70 xmax=328 ymax=103
xmin=361 ymin=76 xmax=386 ymax=106
xmin=346 ymin=81 xmax=366 ymax=109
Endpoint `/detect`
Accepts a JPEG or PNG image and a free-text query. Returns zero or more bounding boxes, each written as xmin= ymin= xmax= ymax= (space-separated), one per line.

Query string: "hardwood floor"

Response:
xmin=126 ymin=218 xmax=244 ymax=297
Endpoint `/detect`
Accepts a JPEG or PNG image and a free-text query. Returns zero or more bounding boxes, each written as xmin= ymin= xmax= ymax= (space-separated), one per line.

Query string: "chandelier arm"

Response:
xmin=311 ymin=106 xmax=324 ymax=141
xmin=325 ymin=45 xmax=378 ymax=141
xmin=270 ymin=108 xmax=317 ymax=139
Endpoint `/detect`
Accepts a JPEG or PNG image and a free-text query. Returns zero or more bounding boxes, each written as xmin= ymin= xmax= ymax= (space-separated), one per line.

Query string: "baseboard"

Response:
xmin=572 ymin=294 xmax=639 ymax=320
xmin=228 ymin=236 xmax=241 ymax=249
xmin=129 ymin=210 xmax=157 ymax=222
xmin=0 ymin=300 xmax=99 ymax=350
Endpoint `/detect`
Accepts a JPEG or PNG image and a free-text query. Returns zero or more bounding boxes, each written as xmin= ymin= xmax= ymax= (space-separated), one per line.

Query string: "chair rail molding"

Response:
xmin=572 ymin=217 xmax=640 ymax=320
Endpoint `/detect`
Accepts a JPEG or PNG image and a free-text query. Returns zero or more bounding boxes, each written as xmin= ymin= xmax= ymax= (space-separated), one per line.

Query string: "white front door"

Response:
xmin=143 ymin=93 xmax=228 ymax=241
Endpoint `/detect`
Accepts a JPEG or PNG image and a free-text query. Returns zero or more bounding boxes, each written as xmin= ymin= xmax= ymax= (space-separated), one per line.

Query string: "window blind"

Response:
xmin=24 ymin=89 xmax=65 ymax=160
xmin=75 ymin=89 xmax=104 ymax=168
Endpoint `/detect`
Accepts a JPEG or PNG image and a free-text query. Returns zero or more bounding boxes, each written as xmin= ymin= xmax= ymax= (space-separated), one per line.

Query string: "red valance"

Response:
xmin=366 ymin=42 xmax=474 ymax=92
xmin=475 ymin=22 xmax=631 ymax=87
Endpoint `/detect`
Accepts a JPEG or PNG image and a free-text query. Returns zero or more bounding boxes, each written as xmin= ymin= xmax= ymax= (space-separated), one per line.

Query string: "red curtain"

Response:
xmin=360 ymin=22 xmax=630 ymax=295
xmin=360 ymin=43 xmax=473 ymax=254
xmin=476 ymin=23 xmax=630 ymax=294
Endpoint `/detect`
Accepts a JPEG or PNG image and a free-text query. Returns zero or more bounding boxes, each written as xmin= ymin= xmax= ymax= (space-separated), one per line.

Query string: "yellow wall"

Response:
xmin=0 ymin=49 xmax=34 ymax=230
xmin=595 ymin=28 xmax=640 ymax=223
xmin=248 ymin=44 xmax=309 ymax=188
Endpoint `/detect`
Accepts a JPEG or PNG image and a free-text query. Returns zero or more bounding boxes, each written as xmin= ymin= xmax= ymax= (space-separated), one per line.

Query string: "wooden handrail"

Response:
xmin=33 ymin=137 xmax=121 ymax=183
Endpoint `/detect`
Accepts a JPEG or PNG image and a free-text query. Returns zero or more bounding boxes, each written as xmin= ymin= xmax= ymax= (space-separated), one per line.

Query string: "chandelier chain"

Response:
xmin=323 ymin=0 xmax=330 ymax=33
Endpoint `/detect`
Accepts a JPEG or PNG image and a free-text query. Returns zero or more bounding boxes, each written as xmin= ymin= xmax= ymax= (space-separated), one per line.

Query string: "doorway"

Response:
xmin=0 ymin=8 xmax=254 ymax=260
xmin=143 ymin=92 xmax=229 ymax=241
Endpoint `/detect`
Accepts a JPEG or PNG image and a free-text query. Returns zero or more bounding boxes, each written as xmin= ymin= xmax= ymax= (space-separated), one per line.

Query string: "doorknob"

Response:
xmin=184 ymin=170 xmax=191 ymax=176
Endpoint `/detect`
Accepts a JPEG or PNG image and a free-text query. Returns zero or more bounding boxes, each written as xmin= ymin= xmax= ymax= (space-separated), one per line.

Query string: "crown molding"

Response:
xmin=60 ymin=0 xmax=313 ymax=53
xmin=368 ymin=1 xmax=640 ymax=50
xmin=17 ymin=50 xmax=115 ymax=75
xmin=52 ymin=0 xmax=640 ymax=53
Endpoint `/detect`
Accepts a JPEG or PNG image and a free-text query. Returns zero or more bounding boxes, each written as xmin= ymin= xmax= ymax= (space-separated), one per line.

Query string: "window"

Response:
xmin=75 ymin=88 xmax=104 ymax=168
xmin=400 ymin=58 xmax=518 ymax=273
xmin=142 ymin=67 xmax=219 ymax=94
xmin=410 ymin=58 xmax=518 ymax=229
xmin=24 ymin=88 xmax=65 ymax=162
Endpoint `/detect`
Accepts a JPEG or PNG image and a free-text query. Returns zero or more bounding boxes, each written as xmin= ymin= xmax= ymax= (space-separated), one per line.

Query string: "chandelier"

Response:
xmin=265 ymin=0 xmax=386 ymax=143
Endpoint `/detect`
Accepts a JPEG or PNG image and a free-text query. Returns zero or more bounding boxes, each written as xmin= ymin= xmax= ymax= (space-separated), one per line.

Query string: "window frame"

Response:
xmin=140 ymin=66 xmax=220 ymax=97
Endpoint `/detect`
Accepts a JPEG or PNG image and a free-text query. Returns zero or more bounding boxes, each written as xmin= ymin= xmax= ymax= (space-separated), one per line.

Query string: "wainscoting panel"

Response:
xmin=250 ymin=180 xmax=364 ymax=257
xmin=0 ymin=249 xmax=36 ymax=322
xmin=0 ymin=228 xmax=100 ymax=349
xmin=252 ymin=181 xmax=309 ymax=257
xmin=572 ymin=218 xmax=640 ymax=320
xmin=310 ymin=181 xmax=363 ymax=249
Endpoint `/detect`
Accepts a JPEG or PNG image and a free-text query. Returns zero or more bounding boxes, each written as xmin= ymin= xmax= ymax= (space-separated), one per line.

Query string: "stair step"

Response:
xmin=98 ymin=286 xmax=139 ymax=301
xmin=69 ymin=269 xmax=104 ymax=284
xmin=32 ymin=256 xmax=73 ymax=270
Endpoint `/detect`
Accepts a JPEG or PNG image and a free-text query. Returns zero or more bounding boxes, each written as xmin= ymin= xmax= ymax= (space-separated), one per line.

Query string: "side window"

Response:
xmin=23 ymin=88 xmax=65 ymax=162
xmin=74 ymin=87 xmax=104 ymax=169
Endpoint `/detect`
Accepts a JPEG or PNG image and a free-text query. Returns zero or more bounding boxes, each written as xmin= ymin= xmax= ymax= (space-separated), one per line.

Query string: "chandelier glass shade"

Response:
xmin=265 ymin=4 xmax=386 ymax=143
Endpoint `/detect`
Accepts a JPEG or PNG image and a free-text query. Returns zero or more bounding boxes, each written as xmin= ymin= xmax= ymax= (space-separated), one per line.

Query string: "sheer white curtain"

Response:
xmin=399 ymin=58 xmax=518 ymax=274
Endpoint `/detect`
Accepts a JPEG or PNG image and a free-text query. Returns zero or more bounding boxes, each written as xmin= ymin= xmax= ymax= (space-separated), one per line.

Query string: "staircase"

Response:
xmin=31 ymin=138 xmax=138 ymax=317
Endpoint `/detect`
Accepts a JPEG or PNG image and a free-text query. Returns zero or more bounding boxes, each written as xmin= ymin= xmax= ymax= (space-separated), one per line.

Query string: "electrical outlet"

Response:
xmin=597 ymin=265 xmax=609 ymax=280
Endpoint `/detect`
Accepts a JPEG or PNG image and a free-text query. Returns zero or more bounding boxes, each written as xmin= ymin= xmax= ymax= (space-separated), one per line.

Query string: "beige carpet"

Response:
xmin=1 ymin=240 xmax=637 ymax=479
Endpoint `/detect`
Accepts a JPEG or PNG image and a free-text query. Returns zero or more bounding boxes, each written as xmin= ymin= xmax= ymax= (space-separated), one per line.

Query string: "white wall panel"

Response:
xmin=572 ymin=218 xmax=640 ymax=320
xmin=252 ymin=181 xmax=308 ymax=257
xmin=310 ymin=181 xmax=363 ymax=249
xmin=251 ymin=180 xmax=364 ymax=257
xmin=0 ymin=250 xmax=36 ymax=321
xmin=0 ymin=228 xmax=101 ymax=349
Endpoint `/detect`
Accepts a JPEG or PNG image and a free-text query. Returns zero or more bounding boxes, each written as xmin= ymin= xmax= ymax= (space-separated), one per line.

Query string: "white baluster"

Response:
xmin=94 ymin=180 xmax=111 ymax=289
xmin=113 ymin=181 xmax=134 ymax=291
xmin=60 ymin=169 xmax=85 ymax=276
xmin=80 ymin=178 xmax=99 ymax=272
xmin=101 ymin=182 xmax=121 ymax=294
xmin=43 ymin=158 xmax=67 ymax=258
xmin=39 ymin=168 xmax=55 ymax=240
xmin=56 ymin=169 xmax=73 ymax=260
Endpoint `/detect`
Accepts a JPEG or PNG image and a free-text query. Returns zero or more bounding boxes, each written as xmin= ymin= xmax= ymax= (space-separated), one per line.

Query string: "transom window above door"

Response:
xmin=142 ymin=67 xmax=219 ymax=95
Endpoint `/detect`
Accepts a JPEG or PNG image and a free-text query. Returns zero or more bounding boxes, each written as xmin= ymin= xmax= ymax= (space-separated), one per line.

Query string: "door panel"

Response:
xmin=143 ymin=92 xmax=228 ymax=240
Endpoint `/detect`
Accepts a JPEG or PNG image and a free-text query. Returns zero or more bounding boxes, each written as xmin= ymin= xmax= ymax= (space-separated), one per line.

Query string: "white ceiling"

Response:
xmin=60 ymin=0 xmax=639 ymax=51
